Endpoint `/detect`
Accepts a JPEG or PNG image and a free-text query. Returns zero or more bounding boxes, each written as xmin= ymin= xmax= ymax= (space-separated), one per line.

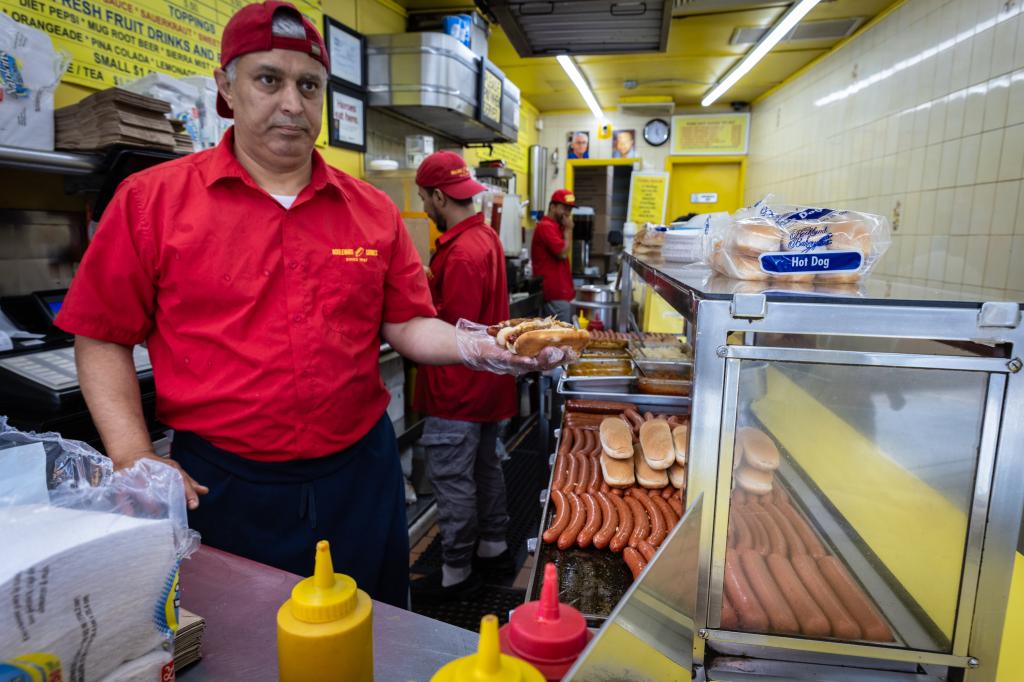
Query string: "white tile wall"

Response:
xmin=747 ymin=0 xmax=1024 ymax=298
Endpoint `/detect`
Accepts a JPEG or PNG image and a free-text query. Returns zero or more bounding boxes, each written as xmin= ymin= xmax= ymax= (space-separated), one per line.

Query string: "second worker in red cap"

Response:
xmin=410 ymin=152 xmax=517 ymax=602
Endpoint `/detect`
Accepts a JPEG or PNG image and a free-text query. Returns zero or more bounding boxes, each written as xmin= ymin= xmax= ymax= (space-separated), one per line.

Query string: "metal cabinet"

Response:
xmin=569 ymin=254 xmax=1024 ymax=681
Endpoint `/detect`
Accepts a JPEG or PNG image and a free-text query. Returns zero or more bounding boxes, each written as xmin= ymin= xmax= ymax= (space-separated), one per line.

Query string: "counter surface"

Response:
xmin=177 ymin=546 xmax=476 ymax=681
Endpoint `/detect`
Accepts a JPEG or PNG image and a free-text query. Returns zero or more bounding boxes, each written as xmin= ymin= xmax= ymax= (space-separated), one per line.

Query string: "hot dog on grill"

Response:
xmin=558 ymin=493 xmax=586 ymax=550
xmin=766 ymin=554 xmax=830 ymax=637
xmin=791 ymin=555 xmax=862 ymax=640
xmin=543 ymin=489 xmax=569 ymax=544
xmin=609 ymin=493 xmax=633 ymax=553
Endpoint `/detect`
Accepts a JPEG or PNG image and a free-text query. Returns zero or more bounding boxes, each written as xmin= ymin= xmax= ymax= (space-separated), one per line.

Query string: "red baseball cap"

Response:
xmin=217 ymin=1 xmax=330 ymax=118
xmin=415 ymin=151 xmax=488 ymax=200
xmin=550 ymin=189 xmax=576 ymax=207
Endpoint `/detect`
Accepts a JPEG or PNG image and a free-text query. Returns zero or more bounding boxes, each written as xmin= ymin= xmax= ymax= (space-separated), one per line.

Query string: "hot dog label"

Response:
xmin=759 ymin=251 xmax=862 ymax=274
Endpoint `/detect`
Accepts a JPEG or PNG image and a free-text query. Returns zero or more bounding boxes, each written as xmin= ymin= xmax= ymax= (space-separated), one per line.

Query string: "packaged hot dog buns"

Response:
xmin=487 ymin=316 xmax=591 ymax=357
xmin=705 ymin=196 xmax=890 ymax=282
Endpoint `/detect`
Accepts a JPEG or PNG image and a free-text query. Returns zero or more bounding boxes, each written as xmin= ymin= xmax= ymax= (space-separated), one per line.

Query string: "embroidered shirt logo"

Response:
xmin=332 ymin=247 xmax=378 ymax=263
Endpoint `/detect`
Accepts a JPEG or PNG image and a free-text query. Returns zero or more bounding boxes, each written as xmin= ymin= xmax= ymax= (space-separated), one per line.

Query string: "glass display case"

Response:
xmin=563 ymin=254 xmax=1024 ymax=682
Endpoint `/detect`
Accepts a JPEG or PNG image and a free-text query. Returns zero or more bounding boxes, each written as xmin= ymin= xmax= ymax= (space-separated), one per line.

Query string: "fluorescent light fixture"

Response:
xmin=702 ymin=0 xmax=823 ymax=107
xmin=557 ymin=54 xmax=604 ymax=120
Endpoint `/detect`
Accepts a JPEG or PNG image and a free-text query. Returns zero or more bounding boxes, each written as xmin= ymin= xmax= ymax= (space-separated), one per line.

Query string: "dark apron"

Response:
xmin=172 ymin=414 xmax=409 ymax=608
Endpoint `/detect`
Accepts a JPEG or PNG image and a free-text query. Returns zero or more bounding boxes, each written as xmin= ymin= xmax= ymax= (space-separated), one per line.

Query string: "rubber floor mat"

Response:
xmin=411 ymin=585 xmax=526 ymax=632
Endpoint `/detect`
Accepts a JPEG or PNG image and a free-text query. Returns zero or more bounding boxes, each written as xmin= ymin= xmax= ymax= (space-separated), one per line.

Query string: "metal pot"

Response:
xmin=572 ymin=285 xmax=619 ymax=329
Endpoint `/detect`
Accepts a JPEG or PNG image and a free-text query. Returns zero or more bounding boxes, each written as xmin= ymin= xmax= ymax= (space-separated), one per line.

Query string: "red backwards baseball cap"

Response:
xmin=415 ymin=151 xmax=488 ymax=200
xmin=550 ymin=189 xmax=576 ymax=206
xmin=217 ymin=1 xmax=330 ymax=118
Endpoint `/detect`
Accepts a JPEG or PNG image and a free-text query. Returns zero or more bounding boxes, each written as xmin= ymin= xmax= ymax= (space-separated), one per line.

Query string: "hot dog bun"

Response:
xmin=736 ymin=466 xmax=773 ymax=494
xmin=600 ymin=417 xmax=633 ymax=460
xmin=737 ymin=427 xmax=780 ymax=471
xmin=672 ymin=423 xmax=688 ymax=466
xmin=635 ymin=444 xmax=669 ymax=488
xmin=728 ymin=222 xmax=781 ymax=256
xmin=669 ymin=463 xmax=686 ymax=489
xmin=513 ymin=328 xmax=590 ymax=356
xmin=639 ymin=419 xmax=674 ymax=471
xmin=601 ymin=452 xmax=635 ymax=487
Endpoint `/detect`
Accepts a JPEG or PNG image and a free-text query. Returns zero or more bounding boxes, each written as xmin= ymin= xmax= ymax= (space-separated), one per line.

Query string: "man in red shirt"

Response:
xmin=54 ymin=1 xmax=561 ymax=607
xmin=410 ymin=152 xmax=517 ymax=602
xmin=531 ymin=189 xmax=577 ymax=322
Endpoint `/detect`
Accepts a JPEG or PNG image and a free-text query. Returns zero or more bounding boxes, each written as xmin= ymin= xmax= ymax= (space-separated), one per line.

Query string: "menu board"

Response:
xmin=627 ymin=172 xmax=669 ymax=225
xmin=477 ymin=58 xmax=502 ymax=131
xmin=670 ymin=113 xmax=749 ymax=155
xmin=1 ymin=0 xmax=322 ymax=88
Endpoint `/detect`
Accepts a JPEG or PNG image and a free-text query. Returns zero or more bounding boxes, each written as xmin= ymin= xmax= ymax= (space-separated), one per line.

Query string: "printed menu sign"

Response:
xmin=1 ymin=0 xmax=321 ymax=88
xmin=671 ymin=113 xmax=749 ymax=155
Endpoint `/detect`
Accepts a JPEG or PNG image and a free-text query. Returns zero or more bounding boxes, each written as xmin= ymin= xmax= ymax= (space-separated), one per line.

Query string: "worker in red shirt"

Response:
xmin=410 ymin=152 xmax=517 ymax=602
xmin=54 ymin=1 xmax=565 ymax=608
xmin=530 ymin=189 xmax=577 ymax=322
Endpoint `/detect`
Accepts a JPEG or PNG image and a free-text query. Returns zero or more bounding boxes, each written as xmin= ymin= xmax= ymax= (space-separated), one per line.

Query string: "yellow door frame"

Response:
xmin=565 ymin=158 xmax=637 ymax=192
xmin=664 ymin=155 xmax=748 ymax=208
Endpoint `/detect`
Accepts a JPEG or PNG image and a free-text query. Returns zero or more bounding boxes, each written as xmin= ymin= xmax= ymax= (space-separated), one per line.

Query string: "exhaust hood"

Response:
xmin=366 ymin=32 xmax=519 ymax=145
xmin=484 ymin=0 xmax=672 ymax=57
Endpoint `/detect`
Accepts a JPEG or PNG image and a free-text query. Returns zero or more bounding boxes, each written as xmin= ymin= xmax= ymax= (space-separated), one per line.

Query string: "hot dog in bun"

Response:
xmin=486 ymin=316 xmax=591 ymax=357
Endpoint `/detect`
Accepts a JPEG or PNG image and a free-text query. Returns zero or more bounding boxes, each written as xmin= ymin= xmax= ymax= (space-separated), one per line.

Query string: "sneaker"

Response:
xmin=473 ymin=549 xmax=516 ymax=579
xmin=410 ymin=569 xmax=484 ymax=604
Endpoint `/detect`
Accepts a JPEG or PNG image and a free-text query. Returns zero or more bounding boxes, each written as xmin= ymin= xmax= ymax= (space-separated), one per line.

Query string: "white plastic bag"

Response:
xmin=706 ymin=195 xmax=891 ymax=282
xmin=0 ymin=417 xmax=198 ymax=681
xmin=0 ymin=12 xmax=67 ymax=150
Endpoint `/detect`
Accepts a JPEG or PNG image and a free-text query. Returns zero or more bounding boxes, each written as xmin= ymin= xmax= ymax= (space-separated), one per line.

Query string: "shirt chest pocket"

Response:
xmin=321 ymin=259 xmax=386 ymax=334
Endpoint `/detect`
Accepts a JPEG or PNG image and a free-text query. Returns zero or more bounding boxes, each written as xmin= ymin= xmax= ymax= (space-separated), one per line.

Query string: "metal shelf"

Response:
xmin=0 ymin=145 xmax=102 ymax=175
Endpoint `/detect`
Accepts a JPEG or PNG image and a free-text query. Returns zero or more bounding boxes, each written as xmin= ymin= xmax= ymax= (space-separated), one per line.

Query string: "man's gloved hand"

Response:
xmin=456 ymin=319 xmax=580 ymax=376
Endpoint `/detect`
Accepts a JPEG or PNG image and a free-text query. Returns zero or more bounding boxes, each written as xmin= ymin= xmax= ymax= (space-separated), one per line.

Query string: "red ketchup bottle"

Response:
xmin=499 ymin=563 xmax=591 ymax=681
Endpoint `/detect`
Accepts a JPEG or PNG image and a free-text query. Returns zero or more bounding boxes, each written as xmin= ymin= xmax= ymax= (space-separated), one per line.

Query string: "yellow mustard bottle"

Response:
xmin=277 ymin=540 xmax=373 ymax=682
xmin=431 ymin=614 xmax=545 ymax=682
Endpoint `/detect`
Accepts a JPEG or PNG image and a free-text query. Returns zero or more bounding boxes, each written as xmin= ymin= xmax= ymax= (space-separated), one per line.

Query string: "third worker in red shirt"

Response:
xmin=530 ymin=189 xmax=576 ymax=323
xmin=412 ymin=152 xmax=517 ymax=602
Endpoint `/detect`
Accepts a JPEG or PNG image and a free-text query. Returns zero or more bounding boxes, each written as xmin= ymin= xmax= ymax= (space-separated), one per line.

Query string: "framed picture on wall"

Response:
xmin=327 ymin=83 xmax=366 ymax=151
xmin=323 ymin=16 xmax=366 ymax=90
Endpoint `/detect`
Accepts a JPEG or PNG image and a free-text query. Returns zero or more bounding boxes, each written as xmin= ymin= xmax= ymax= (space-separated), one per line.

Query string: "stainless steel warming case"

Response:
xmin=559 ymin=253 xmax=1024 ymax=681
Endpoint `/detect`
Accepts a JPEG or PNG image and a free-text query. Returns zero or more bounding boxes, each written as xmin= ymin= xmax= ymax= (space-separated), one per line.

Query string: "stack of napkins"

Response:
xmin=55 ymin=88 xmax=178 ymax=152
xmin=173 ymin=608 xmax=206 ymax=671
xmin=0 ymin=504 xmax=178 ymax=681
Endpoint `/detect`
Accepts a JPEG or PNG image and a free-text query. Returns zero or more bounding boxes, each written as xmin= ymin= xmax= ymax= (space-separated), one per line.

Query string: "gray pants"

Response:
xmin=420 ymin=417 xmax=510 ymax=568
xmin=544 ymin=299 xmax=573 ymax=324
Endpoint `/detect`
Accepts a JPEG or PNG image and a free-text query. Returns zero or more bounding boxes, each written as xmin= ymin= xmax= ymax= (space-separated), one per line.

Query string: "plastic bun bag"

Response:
xmin=0 ymin=416 xmax=199 ymax=680
xmin=705 ymin=195 xmax=891 ymax=283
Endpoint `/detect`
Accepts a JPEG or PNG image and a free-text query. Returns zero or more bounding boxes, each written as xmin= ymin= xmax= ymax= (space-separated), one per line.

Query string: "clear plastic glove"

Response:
xmin=455 ymin=319 xmax=580 ymax=376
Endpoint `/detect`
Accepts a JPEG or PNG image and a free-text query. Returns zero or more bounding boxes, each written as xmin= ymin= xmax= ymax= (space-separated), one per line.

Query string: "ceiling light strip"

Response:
xmin=702 ymin=0 xmax=824 ymax=107
xmin=557 ymin=54 xmax=605 ymax=121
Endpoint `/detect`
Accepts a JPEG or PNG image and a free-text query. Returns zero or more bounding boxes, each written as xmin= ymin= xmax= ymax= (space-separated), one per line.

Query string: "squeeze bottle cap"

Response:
xmin=431 ymin=615 xmax=545 ymax=682
xmin=288 ymin=540 xmax=358 ymax=623
xmin=500 ymin=564 xmax=589 ymax=672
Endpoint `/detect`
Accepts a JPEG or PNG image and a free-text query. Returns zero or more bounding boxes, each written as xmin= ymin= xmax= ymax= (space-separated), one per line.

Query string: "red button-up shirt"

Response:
xmin=530 ymin=215 xmax=574 ymax=302
xmin=414 ymin=213 xmax=516 ymax=422
xmin=56 ymin=129 xmax=435 ymax=461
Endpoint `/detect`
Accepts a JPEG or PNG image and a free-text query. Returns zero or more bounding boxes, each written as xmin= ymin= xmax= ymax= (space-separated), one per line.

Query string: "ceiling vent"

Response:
xmin=484 ymin=0 xmax=672 ymax=56
xmin=618 ymin=96 xmax=675 ymax=117
xmin=730 ymin=16 xmax=863 ymax=45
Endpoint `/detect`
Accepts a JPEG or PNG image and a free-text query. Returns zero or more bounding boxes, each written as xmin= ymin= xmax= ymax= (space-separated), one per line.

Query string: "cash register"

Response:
xmin=0 ymin=289 xmax=157 ymax=445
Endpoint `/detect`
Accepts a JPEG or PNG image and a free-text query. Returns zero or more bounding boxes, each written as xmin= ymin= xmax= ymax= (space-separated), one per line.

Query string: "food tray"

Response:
xmin=526 ymin=404 xmax=690 ymax=625
xmin=635 ymin=359 xmax=693 ymax=380
xmin=637 ymin=376 xmax=693 ymax=397
xmin=567 ymin=358 xmax=635 ymax=378
xmin=557 ymin=375 xmax=691 ymax=407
